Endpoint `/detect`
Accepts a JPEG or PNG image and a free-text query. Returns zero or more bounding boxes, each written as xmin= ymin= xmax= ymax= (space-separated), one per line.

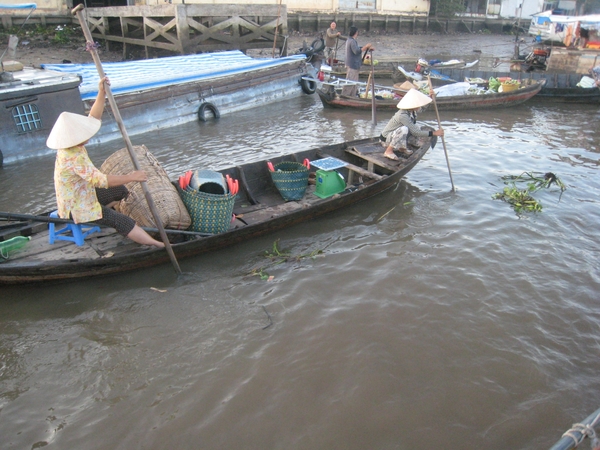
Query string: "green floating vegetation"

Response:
xmin=492 ymin=172 xmax=566 ymax=214
xmin=249 ymin=239 xmax=323 ymax=280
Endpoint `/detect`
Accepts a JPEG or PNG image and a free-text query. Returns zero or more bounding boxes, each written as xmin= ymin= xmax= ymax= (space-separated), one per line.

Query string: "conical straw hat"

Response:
xmin=46 ymin=112 xmax=101 ymax=149
xmin=397 ymin=88 xmax=432 ymax=109
xmin=397 ymin=80 xmax=417 ymax=91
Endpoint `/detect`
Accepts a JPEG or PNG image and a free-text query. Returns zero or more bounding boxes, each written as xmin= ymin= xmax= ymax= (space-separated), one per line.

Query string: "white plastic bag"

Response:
xmin=434 ymin=82 xmax=471 ymax=97
xmin=576 ymin=76 xmax=596 ymax=88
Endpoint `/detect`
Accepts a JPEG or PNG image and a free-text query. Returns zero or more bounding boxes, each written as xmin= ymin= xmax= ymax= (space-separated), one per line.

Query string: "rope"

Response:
xmin=561 ymin=412 xmax=600 ymax=449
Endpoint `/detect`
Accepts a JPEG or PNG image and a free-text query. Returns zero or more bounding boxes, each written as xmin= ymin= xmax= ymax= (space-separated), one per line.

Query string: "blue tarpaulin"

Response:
xmin=0 ymin=3 xmax=36 ymax=8
xmin=42 ymin=51 xmax=306 ymax=100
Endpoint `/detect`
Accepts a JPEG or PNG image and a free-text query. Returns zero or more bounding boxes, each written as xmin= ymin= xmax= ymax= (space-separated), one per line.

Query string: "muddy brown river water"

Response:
xmin=1 ymin=34 xmax=599 ymax=450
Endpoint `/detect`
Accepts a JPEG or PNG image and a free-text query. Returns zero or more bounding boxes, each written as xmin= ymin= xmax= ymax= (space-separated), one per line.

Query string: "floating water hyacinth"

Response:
xmin=492 ymin=172 xmax=566 ymax=214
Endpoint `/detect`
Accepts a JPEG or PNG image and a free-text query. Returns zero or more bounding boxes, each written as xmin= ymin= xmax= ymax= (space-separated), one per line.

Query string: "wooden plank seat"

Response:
xmin=343 ymin=146 xmax=397 ymax=173
xmin=316 ymin=151 xmax=384 ymax=181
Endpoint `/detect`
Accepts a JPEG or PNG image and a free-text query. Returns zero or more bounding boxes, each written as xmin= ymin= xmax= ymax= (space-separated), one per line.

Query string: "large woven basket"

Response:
xmin=270 ymin=161 xmax=309 ymax=201
xmin=101 ymin=145 xmax=191 ymax=230
xmin=178 ymin=187 xmax=235 ymax=234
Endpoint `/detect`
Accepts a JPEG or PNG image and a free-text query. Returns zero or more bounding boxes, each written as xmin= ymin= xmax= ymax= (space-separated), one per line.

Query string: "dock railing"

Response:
xmin=81 ymin=4 xmax=288 ymax=59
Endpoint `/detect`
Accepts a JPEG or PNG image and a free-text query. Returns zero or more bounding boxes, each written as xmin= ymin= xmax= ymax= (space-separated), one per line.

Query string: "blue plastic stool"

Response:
xmin=48 ymin=211 xmax=101 ymax=246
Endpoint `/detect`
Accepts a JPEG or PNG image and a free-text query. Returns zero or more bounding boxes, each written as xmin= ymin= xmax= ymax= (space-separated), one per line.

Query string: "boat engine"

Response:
xmin=524 ymin=48 xmax=549 ymax=71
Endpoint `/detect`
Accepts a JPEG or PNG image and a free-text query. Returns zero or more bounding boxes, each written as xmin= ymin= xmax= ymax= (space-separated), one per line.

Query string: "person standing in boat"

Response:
xmin=47 ymin=77 xmax=165 ymax=248
xmin=324 ymin=21 xmax=341 ymax=66
xmin=591 ymin=64 xmax=600 ymax=86
xmin=380 ymin=89 xmax=444 ymax=161
xmin=341 ymin=26 xmax=374 ymax=97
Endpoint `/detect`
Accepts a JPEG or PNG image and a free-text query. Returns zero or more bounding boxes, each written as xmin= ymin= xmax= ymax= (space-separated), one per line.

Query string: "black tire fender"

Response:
xmin=198 ymin=102 xmax=220 ymax=122
xmin=300 ymin=76 xmax=317 ymax=95
xmin=311 ymin=38 xmax=325 ymax=53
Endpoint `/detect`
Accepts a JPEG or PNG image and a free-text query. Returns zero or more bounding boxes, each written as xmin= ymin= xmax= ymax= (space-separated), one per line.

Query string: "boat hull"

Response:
xmin=317 ymin=80 xmax=545 ymax=111
xmin=317 ymin=87 xmax=401 ymax=110
xmin=0 ymin=136 xmax=434 ymax=284
xmin=44 ymin=52 xmax=313 ymax=147
xmin=432 ymin=79 xmax=544 ymax=110
xmin=2 ymin=54 xmax=313 ymax=166
xmin=0 ymin=69 xmax=84 ymax=165
xmin=434 ymin=68 xmax=600 ymax=103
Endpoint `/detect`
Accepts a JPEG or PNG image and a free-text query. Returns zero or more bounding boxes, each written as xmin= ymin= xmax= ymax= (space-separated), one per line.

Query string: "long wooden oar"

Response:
xmin=427 ymin=75 xmax=456 ymax=192
xmin=0 ymin=211 xmax=212 ymax=237
xmin=72 ymin=5 xmax=181 ymax=274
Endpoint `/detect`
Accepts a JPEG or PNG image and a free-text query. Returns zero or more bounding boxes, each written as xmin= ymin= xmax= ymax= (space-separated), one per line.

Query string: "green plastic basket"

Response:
xmin=270 ymin=161 xmax=309 ymax=201
xmin=178 ymin=187 xmax=236 ymax=234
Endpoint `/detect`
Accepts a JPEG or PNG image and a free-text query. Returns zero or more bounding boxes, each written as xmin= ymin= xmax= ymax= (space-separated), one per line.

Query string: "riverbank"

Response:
xmin=5 ymin=29 xmax=523 ymax=70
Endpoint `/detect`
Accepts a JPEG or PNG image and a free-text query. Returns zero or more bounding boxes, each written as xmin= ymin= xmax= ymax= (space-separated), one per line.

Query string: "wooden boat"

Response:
xmin=316 ymin=81 xmax=407 ymax=110
xmin=327 ymin=58 xmax=478 ymax=81
xmin=0 ymin=51 xmax=313 ymax=166
xmin=416 ymin=58 xmax=479 ymax=70
xmin=392 ymin=65 xmax=459 ymax=85
xmin=0 ymin=64 xmax=84 ymax=167
xmin=328 ymin=60 xmax=408 ymax=79
xmin=42 ymin=51 xmax=313 ymax=148
xmin=317 ymin=79 xmax=545 ymax=111
xmin=434 ymin=68 xmax=600 ymax=103
xmin=0 ymin=135 xmax=436 ymax=284
xmin=430 ymin=79 xmax=545 ymax=110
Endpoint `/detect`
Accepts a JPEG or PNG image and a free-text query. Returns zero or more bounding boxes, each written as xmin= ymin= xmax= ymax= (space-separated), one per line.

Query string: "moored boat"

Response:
xmin=0 ymin=134 xmax=436 ymax=284
xmin=0 ymin=64 xmax=84 ymax=166
xmin=316 ymin=78 xmax=410 ymax=110
xmin=392 ymin=64 xmax=459 ymax=85
xmin=0 ymin=51 xmax=313 ymax=166
xmin=317 ymin=78 xmax=545 ymax=111
xmin=430 ymin=79 xmax=545 ymax=110
xmin=434 ymin=68 xmax=600 ymax=103
xmin=43 ymin=51 xmax=314 ymax=148
xmin=416 ymin=57 xmax=479 ymax=70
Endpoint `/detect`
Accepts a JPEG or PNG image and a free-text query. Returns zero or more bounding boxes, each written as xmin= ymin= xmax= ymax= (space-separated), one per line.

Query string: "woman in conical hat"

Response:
xmin=379 ymin=88 xmax=444 ymax=161
xmin=47 ymin=77 xmax=164 ymax=248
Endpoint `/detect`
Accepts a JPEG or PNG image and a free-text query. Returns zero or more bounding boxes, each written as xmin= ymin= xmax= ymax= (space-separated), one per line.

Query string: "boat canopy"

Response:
xmin=531 ymin=10 xmax=600 ymax=27
xmin=42 ymin=51 xmax=307 ymax=100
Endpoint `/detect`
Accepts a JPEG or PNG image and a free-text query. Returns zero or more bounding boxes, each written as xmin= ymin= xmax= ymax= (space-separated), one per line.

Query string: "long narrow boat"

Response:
xmin=317 ymin=79 xmax=545 ymax=111
xmin=43 ymin=51 xmax=313 ymax=148
xmin=317 ymin=85 xmax=405 ymax=110
xmin=433 ymin=68 xmax=600 ymax=103
xmin=1 ymin=52 xmax=313 ymax=166
xmin=0 ymin=135 xmax=436 ymax=285
xmin=432 ymin=79 xmax=545 ymax=110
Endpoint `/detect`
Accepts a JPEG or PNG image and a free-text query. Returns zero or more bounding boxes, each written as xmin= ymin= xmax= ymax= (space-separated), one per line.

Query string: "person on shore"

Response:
xmin=324 ymin=21 xmax=341 ymax=65
xmin=380 ymin=89 xmax=444 ymax=161
xmin=341 ymin=26 xmax=374 ymax=97
xmin=47 ymin=77 xmax=165 ymax=248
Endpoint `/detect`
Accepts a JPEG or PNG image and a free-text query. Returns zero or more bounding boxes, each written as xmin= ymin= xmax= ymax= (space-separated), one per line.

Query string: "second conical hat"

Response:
xmin=396 ymin=88 xmax=432 ymax=109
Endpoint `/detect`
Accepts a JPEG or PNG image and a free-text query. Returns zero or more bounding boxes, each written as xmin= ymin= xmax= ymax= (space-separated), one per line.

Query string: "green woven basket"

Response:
xmin=178 ymin=187 xmax=236 ymax=234
xmin=270 ymin=161 xmax=309 ymax=201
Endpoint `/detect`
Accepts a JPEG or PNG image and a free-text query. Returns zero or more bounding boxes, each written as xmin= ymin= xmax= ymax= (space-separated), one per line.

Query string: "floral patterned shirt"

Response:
xmin=54 ymin=144 xmax=108 ymax=223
